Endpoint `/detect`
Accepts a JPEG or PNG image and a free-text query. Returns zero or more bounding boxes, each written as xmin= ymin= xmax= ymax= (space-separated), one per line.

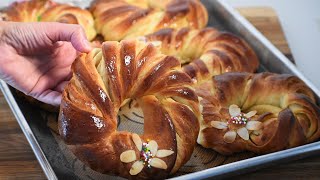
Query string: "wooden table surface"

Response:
xmin=0 ymin=7 xmax=319 ymax=180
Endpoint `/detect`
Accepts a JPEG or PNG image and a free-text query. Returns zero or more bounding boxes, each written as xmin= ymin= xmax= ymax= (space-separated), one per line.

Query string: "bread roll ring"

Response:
xmin=90 ymin=0 xmax=208 ymax=41
xmin=143 ymin=28 xmax=259 ymax=83
xmin=0 ymin=0 xmax=52 ymax=22
xmin=59 ymin=40 xmax=200 ymax=179
xmin=40 ymin=3 xmax=97 ymax=40
xmin=196 ymin=72 xmax=320 ymax=155
xmin=1 ymin=0 xmax=96 ymax=41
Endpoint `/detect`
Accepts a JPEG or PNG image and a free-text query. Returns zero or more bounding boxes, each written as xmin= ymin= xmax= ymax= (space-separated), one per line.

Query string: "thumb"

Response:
xmin=43 ymin=22 xmax=92 ymax=53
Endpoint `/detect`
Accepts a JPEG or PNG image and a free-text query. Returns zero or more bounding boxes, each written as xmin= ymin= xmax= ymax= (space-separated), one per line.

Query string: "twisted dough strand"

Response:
xmin=41 ymin=4 xmax=97 ymax=40
xmin=196 ymin=72 xmax=320 ymax=155
xmin=0 ymin=0 xmax=52 ymax=22
xmin=144 ymin=28 xmax=259 ymax=83
xmin=1 ymin=0 xmax=96 ymax=41
xmin=91 ymin=0 xmax=208 ymax=41
xmin=59 ymin=40 xmax=200 ymax=179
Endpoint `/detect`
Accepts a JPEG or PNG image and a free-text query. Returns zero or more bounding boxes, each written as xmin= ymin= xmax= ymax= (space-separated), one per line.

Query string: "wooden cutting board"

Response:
xmin=0 ymin=7 xmax=314 ymax=180
xmin=236 ymin=7 xmax=292 ymax=58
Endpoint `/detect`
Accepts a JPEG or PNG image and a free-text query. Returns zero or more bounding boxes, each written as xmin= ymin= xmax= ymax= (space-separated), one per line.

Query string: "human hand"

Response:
xmin=0 ymin=21 xmax=92 ymax=106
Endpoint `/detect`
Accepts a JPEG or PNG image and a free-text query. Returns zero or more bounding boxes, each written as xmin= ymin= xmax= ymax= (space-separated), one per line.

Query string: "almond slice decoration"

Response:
xmin=148 ymin=140 xmax=158 ymax=156
xmin=237 ymin=127 xmax=249 ymax=140
xmin=246 ymin=121 xmax=262 ymax=131
xmin=211 ymin=121 xmax=228 ymax=129
xmin=130 ymin=161 xmax=144 ymax=175
xmin=245 ymin=110 xmax=257 ymax=118
xmin=121 ymin=138 xmax=174 ymax=176
xmin=120 ymin=150 xmax=136 ymax=163
xmin=219 ymin=105 xmax=262 ymax=143
xmin=132 ymin=133 xmax=142 ymax=151
xmin=224 ymin=131 xmax=237 ymax=143
xmin=229 ymin=104 xmax=241 ymax=117
xmin=156 ymin=150 xmax=174 ymax=158
xmin=149 ymin=158 xmax=168 ymax=169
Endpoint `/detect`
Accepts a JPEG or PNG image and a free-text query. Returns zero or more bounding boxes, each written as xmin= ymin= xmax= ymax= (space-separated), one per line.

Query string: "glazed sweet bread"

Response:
xmin=40 ymin=2 xmax=97 ymax=40
xmin=90 ymin=0 xmax=208 ymax=41
xmin=1 ymin=0 xmax=96 ymax=41
xmin=0 ymin=0 xmax=52 ymax=22
xmin=142 ymin=28 xmax=259 ymax=83
xmin=196 ymin=72 xmax=320 ymax=155
xmin=59 ymin=40 xmax=200 ymax=179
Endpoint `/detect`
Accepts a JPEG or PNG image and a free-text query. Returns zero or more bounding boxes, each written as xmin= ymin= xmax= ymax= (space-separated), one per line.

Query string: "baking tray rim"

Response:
xmin=1 ymin=0 xmax=320 ymax=179
xmin=0 ymin=80 xmax=58 ymax=180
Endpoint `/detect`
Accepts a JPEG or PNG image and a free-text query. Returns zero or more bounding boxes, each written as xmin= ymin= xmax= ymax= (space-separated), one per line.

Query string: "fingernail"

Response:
xmin=83 ymin=39 xmax=92 ymax=52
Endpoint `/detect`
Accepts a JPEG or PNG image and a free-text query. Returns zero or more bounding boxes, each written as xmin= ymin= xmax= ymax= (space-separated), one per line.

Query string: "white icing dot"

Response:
xmin=99 ymin=89 xmax=107 ymax=102
xmin=169 ymin=74 xmax=177 ymax=80
xmin=85 ymin=102 xmax=96 ymax=110
xmin=138 ymin=57 xmax=146 ymax=67
xmin=61 ymin=115 xmax=68 ymax=136
xmin=91 ymin=116 xmax=105 ymax=129
xmin=125 ymin=55 xmax=131 ymax=66
xmin=107 ymin=58 xmax=116 ymax=73
xmin=155 ymin=64 xmax=161 ymax=71
xmin=177 ymin=89 xmax=189 ymax=95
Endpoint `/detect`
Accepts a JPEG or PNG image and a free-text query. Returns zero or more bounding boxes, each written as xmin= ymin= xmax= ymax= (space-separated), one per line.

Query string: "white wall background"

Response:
xmin=0 ymin=0 xmax=10 ymax=7
xmin=223 ymin=0 xmax=320 ymax=88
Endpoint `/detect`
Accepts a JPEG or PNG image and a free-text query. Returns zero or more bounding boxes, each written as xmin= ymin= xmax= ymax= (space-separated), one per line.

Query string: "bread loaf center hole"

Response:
xmin=117 ymin=99 xmax=144 ymax=135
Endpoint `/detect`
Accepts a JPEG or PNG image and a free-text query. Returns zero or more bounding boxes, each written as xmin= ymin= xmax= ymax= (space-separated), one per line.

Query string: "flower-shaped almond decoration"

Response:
xmin=120 ymin=134 xmax=174 ymax=175
xmin=211 ymin=104 xmax=262 ymax=143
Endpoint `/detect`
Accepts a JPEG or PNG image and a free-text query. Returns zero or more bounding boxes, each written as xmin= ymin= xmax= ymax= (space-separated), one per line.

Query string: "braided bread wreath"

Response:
xmin=0 ymin=0 xmax=96 ymax=41
xmin=141 ymin=28 xmax=259 ymax=83
xmin=90 ymin=0 xmax=208 ymax=41
xmin=59 ymin=40 xmax=201 ymax=179
xmin=196 ymin=72 xmax=320 ymax=155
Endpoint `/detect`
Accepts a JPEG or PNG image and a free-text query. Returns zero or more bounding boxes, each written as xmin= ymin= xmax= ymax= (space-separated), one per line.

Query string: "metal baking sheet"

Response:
xmin=1 ymin=0 xmax=320 ymax=179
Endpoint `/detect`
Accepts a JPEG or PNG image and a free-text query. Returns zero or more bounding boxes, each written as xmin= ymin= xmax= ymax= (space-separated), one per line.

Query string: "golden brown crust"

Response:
xmin=1 ymin=0 xmax=96 ymax=40
xmin=40 ymin=3 xmax=97 ymax=40
xmin=196 ymin=72 xmax=320 ymax=155
xmin=144 ymin=28 xmax=259 ymax=83
xmin=59 ymin=40 xmax=200 ymax=179
xmin=90 ymin=0 xmax=208 ymax=41
xmin=0 ymin=0 xmax=53 ymax=22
